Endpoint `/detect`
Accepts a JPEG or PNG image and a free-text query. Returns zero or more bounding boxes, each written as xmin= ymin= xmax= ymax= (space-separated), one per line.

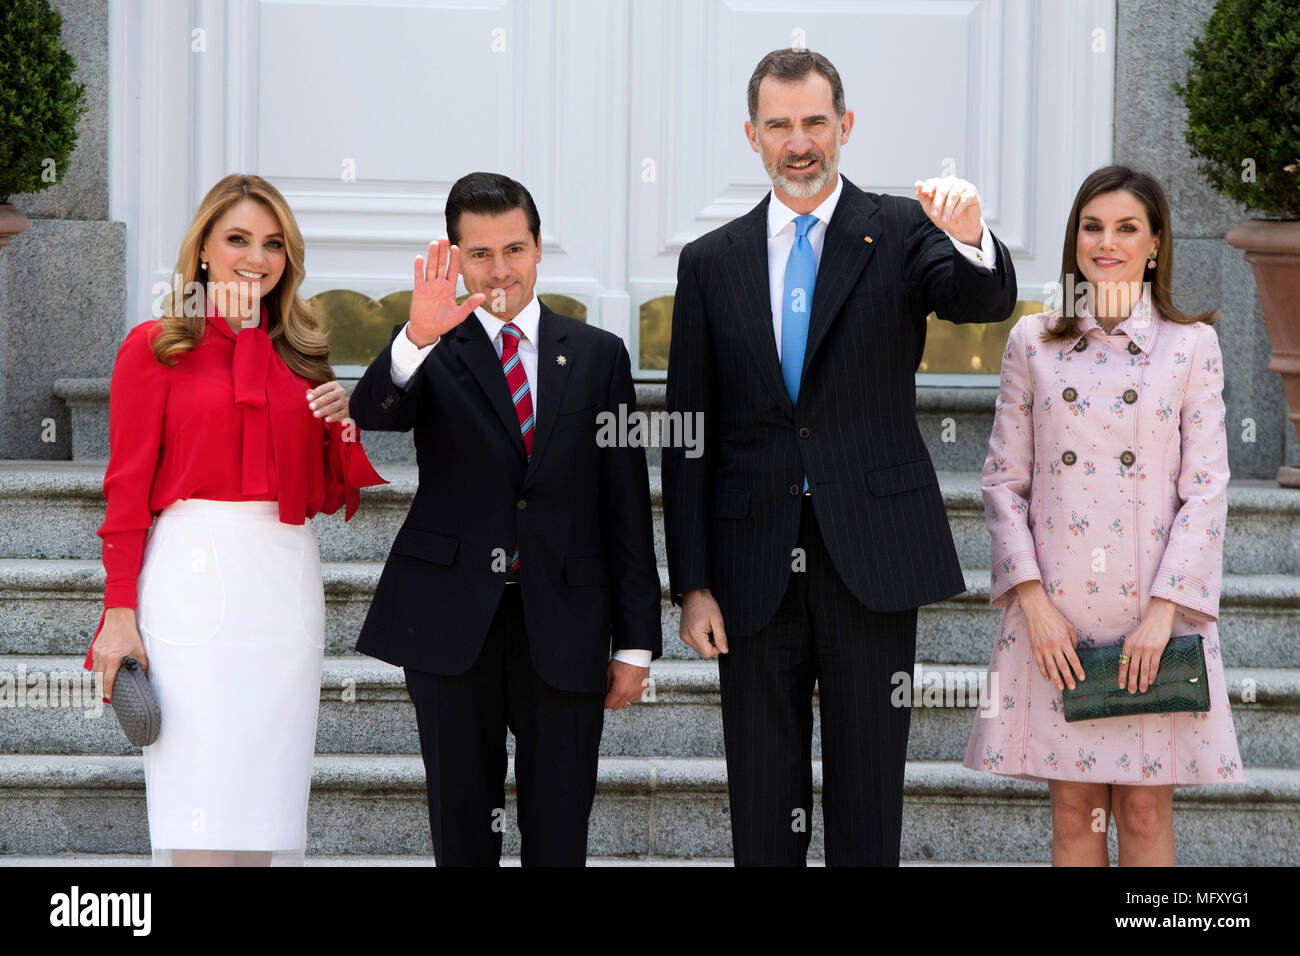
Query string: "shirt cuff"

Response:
xmin=390 ymin=322 xmax=438 ymax=388
xmin=948 ymin=217 xmax=996 ymax=271
xmin=612 ymin=648 xmax=653 ymax=668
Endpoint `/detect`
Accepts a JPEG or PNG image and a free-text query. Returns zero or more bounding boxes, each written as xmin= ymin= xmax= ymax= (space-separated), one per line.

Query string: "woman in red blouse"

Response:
xmin=86 ymin=174 xmax=387 ymax=866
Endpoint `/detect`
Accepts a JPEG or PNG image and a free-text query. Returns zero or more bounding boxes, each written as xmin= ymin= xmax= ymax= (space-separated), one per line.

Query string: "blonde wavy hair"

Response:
xmin=152 ymin=174 xmax=334 ymax=384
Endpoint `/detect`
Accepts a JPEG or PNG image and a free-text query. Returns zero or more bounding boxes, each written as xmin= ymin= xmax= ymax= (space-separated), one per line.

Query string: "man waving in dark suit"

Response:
xmin=663 ymin=49 xmax=1018 ymax=866
xmin=350 ymin=172 xmax=661 ymax=866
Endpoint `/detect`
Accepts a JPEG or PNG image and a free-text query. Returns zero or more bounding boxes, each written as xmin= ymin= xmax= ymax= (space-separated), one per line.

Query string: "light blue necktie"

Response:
xmin=781 ymin=213 xmax=817 ymax=493
xmin=781 ymin=214 xmax=818 ymax=404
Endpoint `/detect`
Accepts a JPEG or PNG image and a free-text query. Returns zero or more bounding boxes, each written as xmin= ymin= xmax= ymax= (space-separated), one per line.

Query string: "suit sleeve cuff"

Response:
xmin=989 ymin=550 xmax=1041 ymax=607
xmin=1150 ymin=570 xmax=1220 ymax=622
xmin=949 ymin=217 xmax=996 ymax=271
xmin=612 ymin=649 xmax=653 ymax=668
xmin=390 ymin=323 xmax=438 ymax=388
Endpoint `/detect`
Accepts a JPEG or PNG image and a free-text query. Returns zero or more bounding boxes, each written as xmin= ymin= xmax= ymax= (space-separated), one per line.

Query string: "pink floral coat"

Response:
xmin=963 ymin=293 xmax=1242 ymax=786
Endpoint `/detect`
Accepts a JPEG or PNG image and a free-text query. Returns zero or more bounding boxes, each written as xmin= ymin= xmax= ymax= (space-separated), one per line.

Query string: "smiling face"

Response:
xmin=1076 ymin=189 xmax=1159 ymax=292
xmin=745 ymin=71 xmax=853 ymax=210
xmin=455 ymin=207 xmax=541 ymax=320
xmin=200 ymin=197 xmax=287 ymax=321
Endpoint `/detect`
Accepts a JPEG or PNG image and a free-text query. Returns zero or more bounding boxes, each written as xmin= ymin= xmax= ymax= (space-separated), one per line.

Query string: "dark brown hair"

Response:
xmin=746 ymin=49 xmax=845 ymax=123
xmin=1044 ymin=165 xmax=1217 ymax=340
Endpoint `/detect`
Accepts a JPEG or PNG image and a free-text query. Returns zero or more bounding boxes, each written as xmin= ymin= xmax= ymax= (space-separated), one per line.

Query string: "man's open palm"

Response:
xmin=409 ymin=238 xmax=486 ymax=347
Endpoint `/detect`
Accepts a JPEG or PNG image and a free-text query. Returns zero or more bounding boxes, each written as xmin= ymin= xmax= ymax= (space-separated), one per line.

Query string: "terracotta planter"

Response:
xmin=1226 ymin=219 xmax=1300 ymax=487
xmin=0 ymin=203 xmax=30 ymax=249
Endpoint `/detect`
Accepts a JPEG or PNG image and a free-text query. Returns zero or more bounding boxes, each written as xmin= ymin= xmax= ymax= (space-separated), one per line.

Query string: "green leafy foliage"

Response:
xmin=1173 ymin=0 xmax=1300 ymax=219
xmin=0 ymin=0 xmax=88 ymax=203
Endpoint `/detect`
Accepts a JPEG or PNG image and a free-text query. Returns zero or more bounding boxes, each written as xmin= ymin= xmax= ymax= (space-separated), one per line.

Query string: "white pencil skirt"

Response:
xmin=135 ymin=498 xmax=325 ymax=866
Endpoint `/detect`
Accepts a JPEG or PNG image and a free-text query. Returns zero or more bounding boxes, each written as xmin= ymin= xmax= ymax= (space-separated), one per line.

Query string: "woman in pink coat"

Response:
xmin=964 ymin=166 xmax=1242 ymax=866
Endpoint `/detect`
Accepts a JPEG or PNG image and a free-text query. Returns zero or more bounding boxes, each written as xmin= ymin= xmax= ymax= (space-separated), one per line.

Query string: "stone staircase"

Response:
xmin=3 ymin=384 xmax=1299 ymax=864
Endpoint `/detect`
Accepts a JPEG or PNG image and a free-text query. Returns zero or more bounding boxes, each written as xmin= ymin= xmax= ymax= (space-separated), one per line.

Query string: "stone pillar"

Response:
xmin=0 ymin=0 xmax=124 ymax=460
xmin=1116 ymin=0 xmax=1290 ymax=480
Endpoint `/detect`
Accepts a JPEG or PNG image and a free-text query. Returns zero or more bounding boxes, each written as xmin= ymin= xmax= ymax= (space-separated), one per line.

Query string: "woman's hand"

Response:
xmin=1118 ymin=597 xmax=1177 ymax=693
xmin=1015 ymin=580 xmax=1085 ymax=691
xmin=307 ymin=381 xmax=350 ymax=423
xmin=91 ymin=607 xmax=149 ymax=702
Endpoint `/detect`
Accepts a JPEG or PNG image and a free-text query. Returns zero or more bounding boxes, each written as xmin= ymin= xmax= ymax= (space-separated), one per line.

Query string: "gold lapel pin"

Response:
xmin=556 ymin=355 xmax=567 ymax=366
xmin=864 ymin=236 xmax=873 ymax=243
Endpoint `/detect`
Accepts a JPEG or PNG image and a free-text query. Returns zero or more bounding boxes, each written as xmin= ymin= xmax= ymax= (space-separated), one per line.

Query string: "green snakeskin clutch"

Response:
xmin=1061 ymin=633 xmax=1209 ymax=723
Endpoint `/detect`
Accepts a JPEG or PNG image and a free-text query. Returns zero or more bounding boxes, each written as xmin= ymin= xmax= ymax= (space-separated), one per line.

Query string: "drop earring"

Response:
xmin=1147 ymin=252 xmax=1157 ymax=270
xmin=200 ymin=260 xmax=208 ymax=271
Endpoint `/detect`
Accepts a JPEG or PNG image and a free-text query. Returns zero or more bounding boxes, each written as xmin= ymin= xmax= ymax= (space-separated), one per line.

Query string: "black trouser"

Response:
xmin=404 ymin=586 xmax=605 ymax=866
xmin=718 ymin=496 xmax=918 ymax=866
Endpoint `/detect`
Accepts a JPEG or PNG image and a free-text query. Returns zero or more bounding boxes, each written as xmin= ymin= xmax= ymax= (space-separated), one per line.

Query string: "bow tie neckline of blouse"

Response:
xmin=206 ymin=299 xmax=274 ymax=496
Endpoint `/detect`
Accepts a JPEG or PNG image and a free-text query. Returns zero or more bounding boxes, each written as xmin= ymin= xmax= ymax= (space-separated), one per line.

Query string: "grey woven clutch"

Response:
xmin=110 ymin=657 xmax=160 ymax=746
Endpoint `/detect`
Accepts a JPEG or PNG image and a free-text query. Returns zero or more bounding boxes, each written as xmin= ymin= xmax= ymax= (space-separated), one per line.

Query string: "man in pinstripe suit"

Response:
xmin=663 ymin=49 xmax=1018 ymax=865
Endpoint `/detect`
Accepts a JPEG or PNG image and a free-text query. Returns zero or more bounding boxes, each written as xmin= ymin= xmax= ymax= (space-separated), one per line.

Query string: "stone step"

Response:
xmin=0 ymin=853 xmax=1040 ymax=866
xmin=2 ymin=460 xmax=1298 ymax=576
xmin=54 ymin=380 xmax=1002 ymax=473
xmin=10 ymin=655 xmax=1300 ymax=764
xmin=4 ymin=557 xmax=1297 ymax=667
xmin=1 ymin=754 xmax=1296 ymax=864
xmin=5 ymin=655 xmax=1298 ymax=769
xmin=0 ymin=558 xmax=681 ymax=658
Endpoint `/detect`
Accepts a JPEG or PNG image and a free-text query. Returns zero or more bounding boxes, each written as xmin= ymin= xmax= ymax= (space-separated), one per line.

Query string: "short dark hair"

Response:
xmin=747 ymin=49 xmax=845 ymax=123
xmin=445 ymin=172 xmax=541 ymax=248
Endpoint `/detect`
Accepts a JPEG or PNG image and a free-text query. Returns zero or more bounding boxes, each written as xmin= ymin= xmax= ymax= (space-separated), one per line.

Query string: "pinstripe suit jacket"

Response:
xmin=663 ymin=175 xmax=1018 ymax=635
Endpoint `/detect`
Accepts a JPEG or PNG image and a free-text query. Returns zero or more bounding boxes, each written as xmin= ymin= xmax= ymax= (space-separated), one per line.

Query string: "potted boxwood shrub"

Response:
xmin=1174 ymin=0 xmax=1300 ymax=486
xmin=0 ymin=0 xmax=87 ymax=248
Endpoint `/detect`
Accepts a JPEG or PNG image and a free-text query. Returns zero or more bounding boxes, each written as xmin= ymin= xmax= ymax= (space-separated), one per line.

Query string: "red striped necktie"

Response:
xmin=500 ymin=322 xmax=533 ymax=571
xmin=500 ymin=323 xmax=534 ymax=457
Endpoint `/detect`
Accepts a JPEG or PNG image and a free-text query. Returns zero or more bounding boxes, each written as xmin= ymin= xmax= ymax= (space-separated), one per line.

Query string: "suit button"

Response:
xmin=789 ymin=484 xmax=800 ymax=496
xmin=1062 ymin=450 xmax=1077 ymax=466
xmin=1073 ymin=339 xmax=1088 ymax=352
xmin=516 ymin=499 xmax=527 ymax=510
xmin=1128 ymin=341 xmax=1141 ymax=355
xmin=1062 ymin=387 xmax=1078 ymax=403
xmin=1123 ymin=388 xmax=1138 ymax=404
xmin=798 ymin=427 xmax=810 ymax=439
xmin=1120 ymin=450 xmax=1136 ymax=467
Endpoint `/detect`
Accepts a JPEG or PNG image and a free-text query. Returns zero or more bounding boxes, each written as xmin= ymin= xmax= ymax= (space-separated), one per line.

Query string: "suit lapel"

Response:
xmin=524 ymin=304 xmax=570 ymax=480
xmin=450 ymin=314 xmax=527 ymax=460
xmin=802 ymin=178 xmax=881 ymax=374
xmin=722 ymin=196 xmax=792 ymax=414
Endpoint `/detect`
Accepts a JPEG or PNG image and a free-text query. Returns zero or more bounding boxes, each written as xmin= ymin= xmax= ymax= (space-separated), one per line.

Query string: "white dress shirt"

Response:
xmin=388 ymin=294 xmax=652 ymax=670
xmin=766 ymin=174 xmax=997 ymax=360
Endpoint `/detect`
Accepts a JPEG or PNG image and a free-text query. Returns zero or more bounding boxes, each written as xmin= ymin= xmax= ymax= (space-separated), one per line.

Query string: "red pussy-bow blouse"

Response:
xmin=83 ymin=300 xmax=388 ymax=668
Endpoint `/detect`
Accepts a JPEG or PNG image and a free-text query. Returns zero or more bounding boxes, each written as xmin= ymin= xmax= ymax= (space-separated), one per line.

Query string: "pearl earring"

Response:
xmin=200 ymin=260 xmax=208 ymax=271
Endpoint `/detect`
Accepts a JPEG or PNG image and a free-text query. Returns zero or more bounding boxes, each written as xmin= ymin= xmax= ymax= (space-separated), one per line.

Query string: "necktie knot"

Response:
xmin=501 ymin=323 xmax=522 ymax=351
xmin=794 ymin=213 xmax=818 ymax=239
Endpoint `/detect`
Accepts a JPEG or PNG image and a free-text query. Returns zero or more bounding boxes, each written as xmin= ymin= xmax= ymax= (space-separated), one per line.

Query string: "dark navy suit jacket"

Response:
xmin=350 ymin=304 xmax=662 ymax=694
xmin=663 ymin=175 xmax=1018 ymax=634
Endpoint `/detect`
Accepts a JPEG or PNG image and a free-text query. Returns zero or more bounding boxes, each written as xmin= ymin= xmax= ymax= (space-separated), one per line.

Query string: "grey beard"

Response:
xmin=769 ymin=151 xmax=836 ymax=199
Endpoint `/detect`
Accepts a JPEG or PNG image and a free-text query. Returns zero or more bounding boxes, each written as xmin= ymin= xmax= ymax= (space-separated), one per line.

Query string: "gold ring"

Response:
xmin=1117 ymin=654 xmax=1131 ymax=665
